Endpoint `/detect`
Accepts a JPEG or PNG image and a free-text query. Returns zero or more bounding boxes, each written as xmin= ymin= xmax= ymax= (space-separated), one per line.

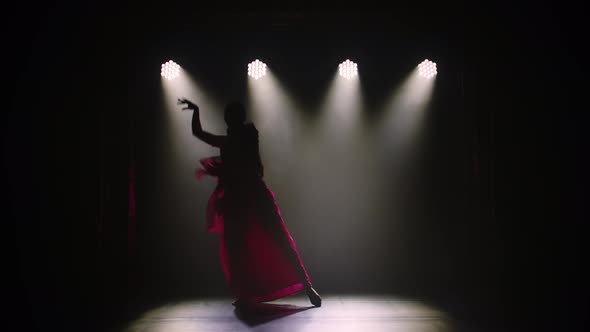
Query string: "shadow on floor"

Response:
xmin=234 ymin=302 xmax=314 ymax=326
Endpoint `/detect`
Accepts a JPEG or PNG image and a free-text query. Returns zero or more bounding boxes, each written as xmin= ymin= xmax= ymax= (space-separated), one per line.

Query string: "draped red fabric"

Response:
xmin=197 ymin=156 xmax=312 ymax=302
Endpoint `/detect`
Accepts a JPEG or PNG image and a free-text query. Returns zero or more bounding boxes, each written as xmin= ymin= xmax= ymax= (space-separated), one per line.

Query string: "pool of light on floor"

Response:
xmin=125 ymin=295 xmax=450 ymax=332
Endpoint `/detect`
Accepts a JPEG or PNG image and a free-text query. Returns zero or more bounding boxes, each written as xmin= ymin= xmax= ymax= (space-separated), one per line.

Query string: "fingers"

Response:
xmin=177 ymin=98 xmax=199 ymax=111
xmin=177 ymin=98 xmax=196 ymax=106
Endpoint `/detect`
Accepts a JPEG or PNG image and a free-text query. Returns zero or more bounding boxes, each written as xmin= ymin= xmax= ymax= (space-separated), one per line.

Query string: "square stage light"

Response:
xmin=418 ymin=59 xmax=437 ymax=79
xmin=248 ymin=60 xmax=267 ymax=80
xmin=161 ymin=60 xmax=180 ymax=80
xmin=338 ymin=59 xmax=358 ymax=80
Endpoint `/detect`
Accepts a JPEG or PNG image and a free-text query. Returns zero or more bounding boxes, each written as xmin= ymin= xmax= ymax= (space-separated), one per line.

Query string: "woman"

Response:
xmin=178 ymin=98 xmax=321 ymax=307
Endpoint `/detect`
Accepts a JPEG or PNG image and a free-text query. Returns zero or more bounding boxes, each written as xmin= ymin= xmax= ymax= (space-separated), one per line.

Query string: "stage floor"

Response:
xmin=122 ymin=295 xmax=452 ymax=332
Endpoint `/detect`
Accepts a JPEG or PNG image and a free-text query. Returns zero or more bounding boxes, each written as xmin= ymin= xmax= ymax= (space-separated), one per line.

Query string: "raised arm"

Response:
xmin=177 ymin=98 xmax=226 ymax=148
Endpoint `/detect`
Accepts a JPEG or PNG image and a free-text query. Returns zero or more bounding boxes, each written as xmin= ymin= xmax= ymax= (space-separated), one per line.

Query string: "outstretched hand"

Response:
xmin=177 ymin=98 xmax=199 ymax=111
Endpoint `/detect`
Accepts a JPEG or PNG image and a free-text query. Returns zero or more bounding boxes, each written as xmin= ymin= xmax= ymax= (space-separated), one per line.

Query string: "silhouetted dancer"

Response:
xmin=178 ymin=98 xmax=321 ymax=307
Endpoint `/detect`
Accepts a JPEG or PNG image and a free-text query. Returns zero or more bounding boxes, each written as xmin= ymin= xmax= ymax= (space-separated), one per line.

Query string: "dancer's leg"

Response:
xmin=256 ymin=186 xmax=321 ymax=306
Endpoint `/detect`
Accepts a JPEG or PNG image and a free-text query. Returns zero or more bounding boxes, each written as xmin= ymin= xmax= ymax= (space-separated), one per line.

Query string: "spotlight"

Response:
xmin=418 ymin=59 xmax=437 ymax=79
xmin=338 ymin=59 xmax=358 ymax=80
xmin=248 ymin=60 xmax=267 ymax=80
xmin=161 ymin=60 xmax=180 ymax=80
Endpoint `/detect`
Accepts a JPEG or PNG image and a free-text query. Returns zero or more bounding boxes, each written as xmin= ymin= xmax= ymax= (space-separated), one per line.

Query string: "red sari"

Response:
xmin=196 ymin=125 xmax=312 ymax=303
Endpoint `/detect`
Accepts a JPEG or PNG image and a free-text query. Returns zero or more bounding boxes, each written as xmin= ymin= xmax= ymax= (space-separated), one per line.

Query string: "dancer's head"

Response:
xmin=224 ymin=101 xmax=246 ymax=128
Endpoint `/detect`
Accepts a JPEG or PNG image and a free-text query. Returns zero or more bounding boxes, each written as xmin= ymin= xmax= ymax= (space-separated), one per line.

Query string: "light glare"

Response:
xmin=161 ymin=60 xmax=180 ymax=80
xmin=418 ymin=59 xmax=437 ymax=79
xmin=338 ymin=59 xmax=358 ymax=80
xmin=248 ymin=59 xmax=267 ymax=80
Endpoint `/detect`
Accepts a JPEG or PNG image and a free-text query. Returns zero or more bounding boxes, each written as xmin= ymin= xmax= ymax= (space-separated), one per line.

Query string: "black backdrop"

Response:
xmin=5 ymin=3 xmax=588 ymax=332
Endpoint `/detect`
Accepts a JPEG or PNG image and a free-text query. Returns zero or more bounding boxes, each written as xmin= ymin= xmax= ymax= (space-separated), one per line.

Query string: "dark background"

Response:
xmin=4 ymin=2 xmax=588 ymax=331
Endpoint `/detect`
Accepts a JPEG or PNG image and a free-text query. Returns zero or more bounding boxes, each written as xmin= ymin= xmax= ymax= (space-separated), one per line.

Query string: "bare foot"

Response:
xmin=306 ymin=287 xmax=322 ymax=307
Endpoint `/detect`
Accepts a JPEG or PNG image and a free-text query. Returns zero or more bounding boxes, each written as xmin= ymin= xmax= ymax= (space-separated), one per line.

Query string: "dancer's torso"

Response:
xmin=221 ymin=123 xmax=264 ymax=189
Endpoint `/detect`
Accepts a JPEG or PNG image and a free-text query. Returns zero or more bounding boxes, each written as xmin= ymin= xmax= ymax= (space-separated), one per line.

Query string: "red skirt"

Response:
xmin=198 ymin=157 xmax=312 ymax=302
